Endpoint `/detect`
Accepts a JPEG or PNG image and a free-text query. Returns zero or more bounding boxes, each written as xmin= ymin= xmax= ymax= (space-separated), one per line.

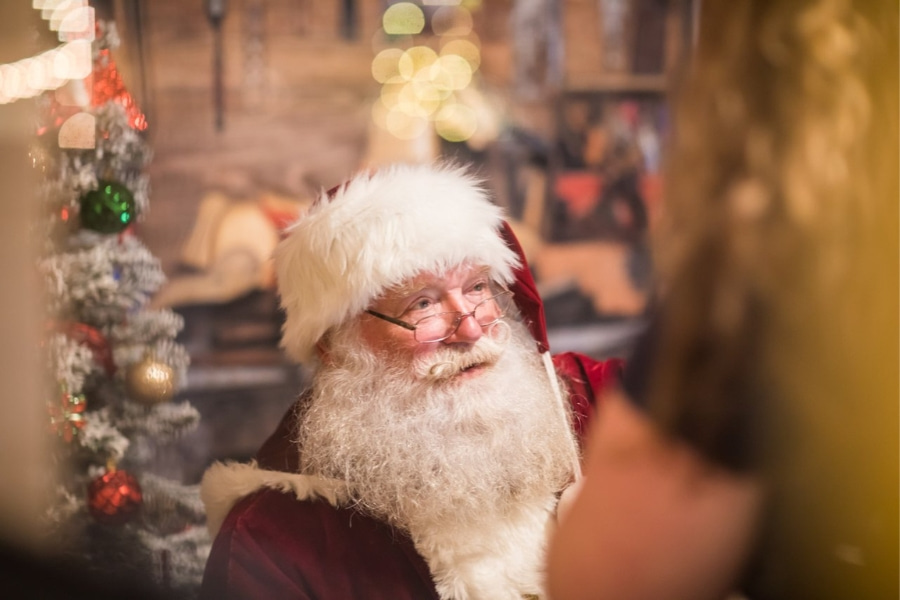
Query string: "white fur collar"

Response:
xmin=199 ymin=460 xmax=347 ymax=537
xmin=200 ymin=460 xmax=555 ymax=599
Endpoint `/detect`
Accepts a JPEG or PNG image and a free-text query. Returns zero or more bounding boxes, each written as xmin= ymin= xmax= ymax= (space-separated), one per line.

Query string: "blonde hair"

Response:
xmin=647 ymin=0 xmax=896 ymax=593
xmin=650 ymin=0 xmax=896 ymax=453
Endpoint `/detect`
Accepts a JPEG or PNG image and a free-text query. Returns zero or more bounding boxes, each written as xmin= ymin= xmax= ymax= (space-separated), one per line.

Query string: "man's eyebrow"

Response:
xmin=384 ymin=280 xmax=429 ymax=300
xmin=382 ymin=267 xmax=493 ymax=302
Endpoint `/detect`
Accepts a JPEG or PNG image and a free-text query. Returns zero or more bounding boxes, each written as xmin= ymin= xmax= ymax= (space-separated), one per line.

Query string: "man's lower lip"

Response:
xmin=459 ymin=364 xmax=486 ymax=377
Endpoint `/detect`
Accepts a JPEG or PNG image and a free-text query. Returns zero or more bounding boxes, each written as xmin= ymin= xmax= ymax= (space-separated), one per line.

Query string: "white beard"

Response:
xmin=297 ymin=319 xmax=579 ymax=599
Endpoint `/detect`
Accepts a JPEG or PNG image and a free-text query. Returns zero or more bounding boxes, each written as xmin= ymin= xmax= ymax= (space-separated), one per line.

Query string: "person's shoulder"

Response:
xmin=224 ymin=487 xmax=341 ymax=533
xmin=222 ymin=486 xmax=394 ymax=546
xmin=218 ymin=488 xmax=423 ymax=576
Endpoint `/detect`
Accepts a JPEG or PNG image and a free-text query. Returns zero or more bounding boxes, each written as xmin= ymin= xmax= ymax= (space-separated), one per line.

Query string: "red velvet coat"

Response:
xmin=199 ymin=353 xmax=622 ymax=600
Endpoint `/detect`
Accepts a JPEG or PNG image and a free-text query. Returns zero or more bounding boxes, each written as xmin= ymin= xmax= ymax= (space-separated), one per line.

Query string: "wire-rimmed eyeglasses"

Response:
xmin=366 ymin=290 xmax=513 ymax=343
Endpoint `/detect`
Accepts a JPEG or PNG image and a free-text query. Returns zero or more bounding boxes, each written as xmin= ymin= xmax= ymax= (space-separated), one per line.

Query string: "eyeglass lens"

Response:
xmin=413 ymin=293 xmax=508 ymax=343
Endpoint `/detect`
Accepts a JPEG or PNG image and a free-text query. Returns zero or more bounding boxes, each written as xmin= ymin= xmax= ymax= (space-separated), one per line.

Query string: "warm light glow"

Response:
xmin=440 ymin=37 xmax=481 ymax=70
xmin=0 ymin=4 xmax=95 ymax=104
xmin=385 ymin=106 xmax=430 ymax=140
xmin=51 ymin=46 xmax=74 ymax=79
xmin=435 ymin=54 xmax=472 ymax=90
xmin=370 ymin=0 xmax=485 ymax=144
xmin=57 ymin=6 xmax=94 ymax=40
xmin=435 ymin=101 xmax=477 ymax=142
xmin=380 ymin=77 xmax=405 ymax=110
xmin=396 ymin=83 xmax=426 ymax=117
xmin=398 ymin=46 xmax=438 ymax=80
xmin=412 ymin=78 xmax=447 ymax=106
xmin=431 ymin=5 xmax=473 ymax=37
xmin=421 ymin=66 xmax=455 ymax=99
xmin=50 ymin=0 xmax=88 ymax=30
xmin=1 ymin=65 xmax=26 ymax=100
xmin=25 ymin=56 xmax=50 ymax=91
xmin=59 ymin=40 xmax=92 ymax=79
xmin=39 ymin=0 xmax=61 ymax=17
xmin=371 ymin=48 xmax=404 ymax=83
xmin=43 ymin=0 xmax=73 ymax=21
xmin=398 ymin=81 xmax=440 ymax=117
xmin=383 ymin=3 xmax=425 ymax=35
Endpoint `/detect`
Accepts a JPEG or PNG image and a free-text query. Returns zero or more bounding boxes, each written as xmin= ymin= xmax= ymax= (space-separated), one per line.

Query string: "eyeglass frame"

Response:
xmin=365 ymin=289 xmax=514 ymax=343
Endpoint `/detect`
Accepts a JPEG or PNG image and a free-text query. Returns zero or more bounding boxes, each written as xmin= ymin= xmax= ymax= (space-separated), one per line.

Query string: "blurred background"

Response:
xmin=120 ymin=0 xmax=696 ymax=481
xmin=1 ymin=0 xmax=696 ymax=595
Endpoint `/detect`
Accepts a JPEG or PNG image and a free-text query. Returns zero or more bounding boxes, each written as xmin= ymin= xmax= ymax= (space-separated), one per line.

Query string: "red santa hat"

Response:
xmin=274 ymin=162 xmax=549 ymax=363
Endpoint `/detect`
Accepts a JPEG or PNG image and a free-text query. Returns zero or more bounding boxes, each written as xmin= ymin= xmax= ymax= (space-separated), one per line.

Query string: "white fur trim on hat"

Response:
xmin=274 ymin=162 xmax=520 ymax=362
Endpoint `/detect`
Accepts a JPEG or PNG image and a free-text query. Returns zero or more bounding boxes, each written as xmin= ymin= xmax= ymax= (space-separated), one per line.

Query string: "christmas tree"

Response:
xmin=34 ymin=20 xmax=210 ymax=597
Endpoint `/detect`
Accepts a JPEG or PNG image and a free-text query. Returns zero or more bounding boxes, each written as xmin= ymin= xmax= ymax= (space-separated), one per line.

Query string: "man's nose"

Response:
xmin=444 ymin=311 xmax=483 ymax=344
xmin=442 ymin=294 xmax=483 ymax=344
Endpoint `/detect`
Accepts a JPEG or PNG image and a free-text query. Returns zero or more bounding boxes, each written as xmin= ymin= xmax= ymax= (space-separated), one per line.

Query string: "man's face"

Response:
xmin=357 ymin=263 xmax=504 ymax=381
xmin=300 ymin=304 xmax=578 ymax=534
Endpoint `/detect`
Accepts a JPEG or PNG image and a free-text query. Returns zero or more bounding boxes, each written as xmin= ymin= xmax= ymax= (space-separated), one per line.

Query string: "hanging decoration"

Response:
xmin=125 ymin=354 xmax=176 ymax=405
xmin=79 ymin=180 xmax=136 ymax=234
xmin=91 ymin=49 xmax=148 ymax=131
xmin=54 ymin=321 xmax=117 ymax=376
xmin=205 ymin=0 xmax=228 ymax=131
xmin=37 ymin=95 xmax=84 ymax=136
xmin=58 ymin=111 xmax=96 ymax=149
xmin=88 ymin=465 xmax=143 ymax=525
xmin=48 ymin=389 xmax=87 ymax=443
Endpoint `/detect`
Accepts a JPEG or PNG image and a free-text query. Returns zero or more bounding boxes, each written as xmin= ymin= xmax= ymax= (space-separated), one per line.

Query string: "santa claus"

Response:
xmin=199 ymin=162 xmax=622 ymax=600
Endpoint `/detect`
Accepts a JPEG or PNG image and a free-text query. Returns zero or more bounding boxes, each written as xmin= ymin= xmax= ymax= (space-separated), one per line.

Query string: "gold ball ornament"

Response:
xmin=125 ymin=355 xmax=176 ymax=405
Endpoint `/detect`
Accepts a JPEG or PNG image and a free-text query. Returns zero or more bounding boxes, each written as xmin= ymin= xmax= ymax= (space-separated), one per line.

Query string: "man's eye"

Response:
xmin=408 ymin=298 xmax=434 ymax=313
xmin=468 ymin=280 xmax=490 ymax=297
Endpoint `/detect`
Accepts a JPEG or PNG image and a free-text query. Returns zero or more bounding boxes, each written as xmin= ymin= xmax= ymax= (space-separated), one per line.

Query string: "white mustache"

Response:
xmin=419 ymin=321 xmax=511 ymax=382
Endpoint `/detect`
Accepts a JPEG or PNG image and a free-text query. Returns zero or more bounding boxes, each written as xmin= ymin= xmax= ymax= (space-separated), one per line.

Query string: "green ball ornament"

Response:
xmin=79 ymin=180 xmax=136 ymax=234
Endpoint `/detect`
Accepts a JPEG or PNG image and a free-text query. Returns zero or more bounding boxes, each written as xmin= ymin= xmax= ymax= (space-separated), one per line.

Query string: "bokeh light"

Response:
xmin=386 ymin=107 xmax=430 ymax=140
xmin=398 ymin=46 xmax=438 ymax=80
xmin=440 ymin=37 xmax=481 ymax=71
xmin=383 ymin=3 xmax=425 ymax=36
xmin=370 ymin=1 xmax=485 ymax=142
xmin=435 ymin=101 xmax=477 ymax=142
xmin=435 ymin=54 xmax=472 ymax=90
xmin=380 ymin=77 xmax=407 ymax=110
xmin=372 ymin=48 xmax=404 ymax=83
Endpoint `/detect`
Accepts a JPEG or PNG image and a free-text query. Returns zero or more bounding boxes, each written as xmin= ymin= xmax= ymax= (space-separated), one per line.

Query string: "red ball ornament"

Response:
xmin=54 ymin=321 xmax=117 ymax=376
xmin=88 ymin=468 xmax=143 ymax=526
xmin=92 ymin=49 xmax=148 ymax=131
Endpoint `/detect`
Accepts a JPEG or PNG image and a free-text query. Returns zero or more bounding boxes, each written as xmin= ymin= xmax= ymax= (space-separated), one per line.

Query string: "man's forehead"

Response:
xmin=384 ymin=263 xmax=491 ymax=298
